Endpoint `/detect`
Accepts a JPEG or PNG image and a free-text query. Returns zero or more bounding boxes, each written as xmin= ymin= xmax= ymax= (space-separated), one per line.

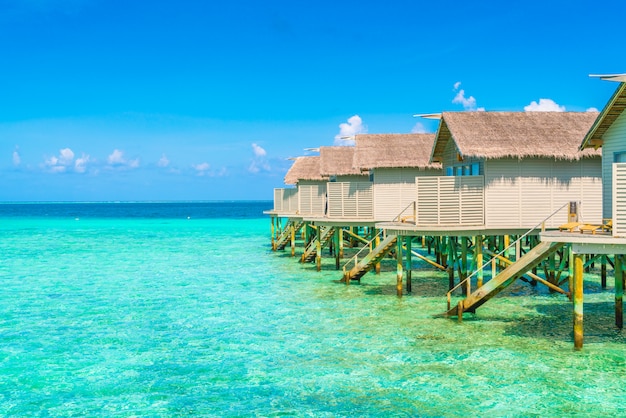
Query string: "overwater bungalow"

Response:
xmin=540 ymin=76 xmax=626 ymax=348
xmin=299 ymin=146 xmax=373 ymax=269
xmin=344 ymin=111 xmax=602 ymax=304
xmin=267 ymin=155 xmax=326 ymax=252
xmin=352 ymin=133 xmax=442 ymax=221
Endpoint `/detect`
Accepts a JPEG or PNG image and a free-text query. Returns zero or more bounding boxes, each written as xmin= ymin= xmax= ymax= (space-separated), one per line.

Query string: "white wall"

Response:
xmin=373 ymin=167 xmax=440 ymax=221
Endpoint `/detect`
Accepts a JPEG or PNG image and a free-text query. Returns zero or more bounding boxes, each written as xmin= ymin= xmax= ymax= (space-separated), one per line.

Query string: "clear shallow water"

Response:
xmin=1 ymin=202 xmax=625 ymax=416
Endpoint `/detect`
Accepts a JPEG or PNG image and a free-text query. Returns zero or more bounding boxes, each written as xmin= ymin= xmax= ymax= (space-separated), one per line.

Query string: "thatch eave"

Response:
xmin=580 ymin=82 xmax=626 ymax=150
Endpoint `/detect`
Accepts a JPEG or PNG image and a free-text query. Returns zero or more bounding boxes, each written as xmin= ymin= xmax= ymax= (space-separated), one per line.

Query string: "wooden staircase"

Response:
xmin=444 ymin=240 xmax=565 ymax=316
xmin=343 ymin=234 xmax=398 ymax=281
xmin=274 ymin=220 xmax=304 ymax=250
xmin=301 ymin=226 xmax=335 ymax=263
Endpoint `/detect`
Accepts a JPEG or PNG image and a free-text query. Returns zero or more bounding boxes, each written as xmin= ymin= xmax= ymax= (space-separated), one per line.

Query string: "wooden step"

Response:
xmin=444 ymin=240 xmax=564 ymax=317
xmin=346 ymin=234 xmax=397 ymax=281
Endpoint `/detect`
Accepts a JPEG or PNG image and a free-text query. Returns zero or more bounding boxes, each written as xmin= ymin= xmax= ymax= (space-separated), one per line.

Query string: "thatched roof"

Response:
xmin=580 ymin=82 xmax=626 ymax=150
xmin=353 ymin=133 xmax=441 ymax=170
xmin=284 ymin=156 xmax=325 ymax=185
xmin=319 ymin=146 xmax=365 ymax=176
xmin=432 ymin=111 xmax=601 ymax=162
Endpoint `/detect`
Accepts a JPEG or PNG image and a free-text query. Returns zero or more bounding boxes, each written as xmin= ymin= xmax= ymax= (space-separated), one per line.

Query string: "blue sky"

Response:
xmin=1 ymin=0 xmax=625 ymax=201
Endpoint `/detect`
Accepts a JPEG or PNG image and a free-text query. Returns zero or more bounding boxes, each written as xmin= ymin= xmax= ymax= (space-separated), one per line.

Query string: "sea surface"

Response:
xmin=1 ymin=201 xmax=625 ymax=416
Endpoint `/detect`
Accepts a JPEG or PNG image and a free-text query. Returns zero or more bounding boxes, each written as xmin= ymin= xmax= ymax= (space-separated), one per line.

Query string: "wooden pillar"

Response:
xmin=447 ymin=238 xmax=455 ymax=290
xmin=461 ymin=237 xmax=467 ymax=279
xmin=338 ymin=227 xmax=344 ymax=259
xmin=334 ymin=229 xmax=341 ymax=270
xmin=315 ymin=230 xmax=322 ymax=272
xmin=406 ymin=237 xmax=412 ymax=293
xmin=515 ymin=238 xmax=521 ymax=262
xmin=568 ymin=245 xmax=574 ymax=300
xmin=375 ymin=234 xmax=381 ymax=274
xmin=271 ymin=216 xmax=276 ymax=251
xmin=421 ymin=236 xmax=426 ymax=248
xmin=475 ymin=235 xmax=484 ymax=287
xmin=396 ymin=236 xmax=403 ymax=297
xmin=573 ymin=253 xmax=584 ymax=350
xmin=615 ymin=255 xmax=623 ymax=329
xmin=601 ymin=255 xmax=607 ymax=289
xmin=290 ymin=223 xmax=296 ymax=257
xmin=548 ymin=252 xmax=556 ymax=285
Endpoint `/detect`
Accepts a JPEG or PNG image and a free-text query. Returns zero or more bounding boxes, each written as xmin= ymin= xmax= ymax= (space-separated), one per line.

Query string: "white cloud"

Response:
xmin=334 ymin=115 xmax=366 ymax=145
xmin=249 ymin=143 xmax=271 ymax=174
xmin=452 ymin=82 xmax=485 ymax=111
xmin=158 ymin=154 xmax=170 ymax=167
xmin=45 ymin=147 xmax=76 ymax=173
xmin=59 ymin=148 xmax=74 ymax=165
xmin=252 ymin=143 xmax=266 ymax=157
xmin=586 ymin=107 xmax=599 ymax=113
xmin=107 ymin=149 xmax=139 ymax=169
xmin=74 ymin=154 xmax=90 ymax=173
xmin=107 ymin=149 xmax=125 ymax=165
xmin=193 ymin=162 xmax=211 ymax=176
xmin=12 ymin=146 xmax=21 ymax=166
xmin=411 ymin=122 xmax=428 ymax=134
xmin=524 ymin=98 xmax=566 ymax=112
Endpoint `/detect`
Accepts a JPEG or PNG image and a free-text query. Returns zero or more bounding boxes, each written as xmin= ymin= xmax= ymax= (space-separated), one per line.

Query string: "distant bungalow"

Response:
xmin=353 ymin=133 xmax=441 ymax=221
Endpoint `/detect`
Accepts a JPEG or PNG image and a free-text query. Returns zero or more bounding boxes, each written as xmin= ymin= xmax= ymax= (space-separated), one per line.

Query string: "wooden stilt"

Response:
xmin=338 ymin=227 xmax=344 ymax=259
xmin=476 ymin=235 xmax=483 ymax=287
xmin=548 ymin=252 xmax=556 ymax=286
xmin=461 ymin=236 xmax=468 ymax=293
xmin=396 ymin=236 xmax=403 ymax=297
xmin=271 ymin=216 xmax=276 ymax=251
xmin=447 ymin=238 xmax=455 ymax=290
xmin=334 ymin=229 xmax=340 ymax=270
xmin=568 ymin=245 xmax=573 ymax=300
xmin=461 ymin=237 xmax=468 ymax=281
xmin=406 ymin=237 xmax=412 ymax=293
xmin=290 ymin=223 xmax=296 ymax=257
xmin=531 ymin=236 xmax=538 ymax=276
xmin=315 ymin=231 xmax=322 ymax=272
xmin=375 ymin=234 xmax=381 ymax=274
xmin=615 ymin=255 xmax=623 ymax=329
xmin=573 ymin=253 xmax=584 ymax=350
xmin=601 ymin=255 xmax=607 ymax=289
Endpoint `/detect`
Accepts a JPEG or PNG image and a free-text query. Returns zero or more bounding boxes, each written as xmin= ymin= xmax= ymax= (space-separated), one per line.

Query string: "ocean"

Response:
xmin=0 ymin=201 xmax=625 ymax=416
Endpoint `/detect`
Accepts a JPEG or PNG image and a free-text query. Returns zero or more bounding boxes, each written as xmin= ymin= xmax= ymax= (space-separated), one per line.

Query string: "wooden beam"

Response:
xmin=573 ymin=253 xmax=584 ymax=350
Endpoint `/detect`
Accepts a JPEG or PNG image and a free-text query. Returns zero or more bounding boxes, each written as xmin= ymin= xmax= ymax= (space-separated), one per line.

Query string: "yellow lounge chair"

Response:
xmin=579 ymin=224 xmax=603 ymax=234
xmin=558 ymin=222 xmax=581 ymax=232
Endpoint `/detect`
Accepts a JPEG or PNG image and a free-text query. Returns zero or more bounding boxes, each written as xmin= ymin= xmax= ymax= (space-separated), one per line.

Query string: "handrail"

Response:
xmin=302 ymin=225 xmax=330 ymax=255
xmin=342 ymin=202 xmax=418 ymax=276
xmin=446 ymin=201 xmax=572 ymax=310
xmin=342 ymin=229 xmax=385 ymax=275
xmin=393 ymin=201 xmax=417 ymax=223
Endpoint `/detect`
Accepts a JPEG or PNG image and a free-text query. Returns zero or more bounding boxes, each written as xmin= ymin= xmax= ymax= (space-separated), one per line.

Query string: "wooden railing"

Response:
xmin=446 ymin=202 xmax=570 ymax=311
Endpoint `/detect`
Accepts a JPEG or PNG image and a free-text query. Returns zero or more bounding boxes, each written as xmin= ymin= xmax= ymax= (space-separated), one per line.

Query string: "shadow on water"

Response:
xmin=494 ymin=299 xmax=626 ymax=344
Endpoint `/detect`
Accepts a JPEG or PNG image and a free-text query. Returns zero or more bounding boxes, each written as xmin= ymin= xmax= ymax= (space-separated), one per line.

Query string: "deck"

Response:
xmin=541 ymin=230 xmax=626 ymax=255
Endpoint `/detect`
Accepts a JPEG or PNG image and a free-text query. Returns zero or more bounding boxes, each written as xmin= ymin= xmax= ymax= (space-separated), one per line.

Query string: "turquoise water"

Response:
xmin=1 ymin=203 xmax=625 ymax=416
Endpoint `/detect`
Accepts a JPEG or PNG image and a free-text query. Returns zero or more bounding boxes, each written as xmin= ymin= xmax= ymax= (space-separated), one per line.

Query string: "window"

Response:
xmin=614 ymin=152 xmax=626 ymax=163
xmin=446 ymin=162 xmax=482 ymax=176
